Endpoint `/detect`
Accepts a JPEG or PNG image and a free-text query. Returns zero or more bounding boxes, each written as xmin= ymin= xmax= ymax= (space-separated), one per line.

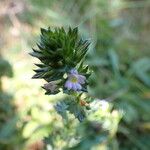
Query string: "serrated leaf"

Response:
xmin=67 ymin=101 xmax=86 ymax=122
xmin=54 ymin=101 xmax=68 ymax=119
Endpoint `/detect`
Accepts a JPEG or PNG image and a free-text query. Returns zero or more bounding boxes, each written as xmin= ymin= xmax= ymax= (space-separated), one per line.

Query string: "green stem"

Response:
xmin=0 ymin=78 xmax=2 ymax=92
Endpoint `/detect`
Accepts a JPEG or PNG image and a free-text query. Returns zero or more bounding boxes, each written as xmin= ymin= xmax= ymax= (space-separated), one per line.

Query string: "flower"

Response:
xmin=43 ymin=81 xmax=58 ymax=93
xmin=65 ymin=68 xmax=86 ymax=91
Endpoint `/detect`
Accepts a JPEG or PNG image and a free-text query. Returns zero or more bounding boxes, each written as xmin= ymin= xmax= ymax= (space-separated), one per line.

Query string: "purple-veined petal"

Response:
xmin=78 ymin=75 xmax=86 ymax=84
xmin=76 ymin=83 xmax=82 ymax=90
xmin=70 ymin=68 xmax=78 ymax=74
xmin=72 ymin=83 xmax=77 ymax=91
xmin=68 ymin=74 xmax=78 ymax=81
xmin=65 ymin=81 xmax=72 ymax=90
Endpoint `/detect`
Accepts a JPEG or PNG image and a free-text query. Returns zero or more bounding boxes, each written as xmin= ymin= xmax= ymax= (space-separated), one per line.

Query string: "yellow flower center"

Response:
xmin=70 ymin=76 xmax=78 ymax=83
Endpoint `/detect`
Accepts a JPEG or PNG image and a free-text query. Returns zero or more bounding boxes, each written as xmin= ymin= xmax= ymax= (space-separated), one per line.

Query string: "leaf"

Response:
xmin=0 ymin=117 xmax=18 ymax=140
xmin=66 ymin=99 xmax=86 ymax=122
xmin=0 ymin=58 xmax=13 ymax=78
xmin=132 ymin=58 xmax=150 ymax=87
xmin=54 ymin=101 xmax=68 ymax=120
xmin=55 ymin=98 xmax=86 ymax=122
xmin=108 ymin=49 xmax=120 ymax=75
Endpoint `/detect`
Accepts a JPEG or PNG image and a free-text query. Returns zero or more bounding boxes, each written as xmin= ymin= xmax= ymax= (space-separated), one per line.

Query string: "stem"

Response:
xmin=0 ymin=78 xmax=2 ymax=92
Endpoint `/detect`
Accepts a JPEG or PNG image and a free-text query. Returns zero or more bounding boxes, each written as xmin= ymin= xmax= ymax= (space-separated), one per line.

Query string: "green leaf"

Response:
xmin=54 ymin=101 xmax=68 ymax=120
xmin=0 ymin=117 xmax=18 ymax=140
xmin=132 ymin=58 xmax=150 ymax=87
xmin=108 ymin=49 xmax=120 ymax=76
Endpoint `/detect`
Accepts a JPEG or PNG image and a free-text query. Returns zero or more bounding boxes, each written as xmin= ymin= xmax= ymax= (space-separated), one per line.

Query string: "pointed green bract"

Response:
xmin=31 ymin=27 xmax=90 ymax=94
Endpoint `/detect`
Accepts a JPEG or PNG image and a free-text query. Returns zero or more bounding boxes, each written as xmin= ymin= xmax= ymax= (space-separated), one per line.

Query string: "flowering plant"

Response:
xmin=31 ymin=27 xmax=92 ymax=122
xmin=31 ymin=27 xmax=118 ymax=149
xmin=31 ymin=27 xmax=90 ymax=95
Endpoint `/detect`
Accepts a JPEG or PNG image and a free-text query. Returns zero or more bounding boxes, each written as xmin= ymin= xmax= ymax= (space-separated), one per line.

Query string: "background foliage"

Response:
xmin=0 ymin=0 xmax=150 ymax=150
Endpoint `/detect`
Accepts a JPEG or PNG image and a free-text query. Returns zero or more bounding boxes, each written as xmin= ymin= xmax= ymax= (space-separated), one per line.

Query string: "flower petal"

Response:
xmin=78 ymin=75 xmax=86 ymax=84
xmin=70 ymin=68 xmax=78 ymax=74
xmin=76 ymin=83 xmax=82 ymax=90
xmin=65 ymin=81 xmax=72 ymax=90
xmin=72 ymin=83 xmax=78 ymax=91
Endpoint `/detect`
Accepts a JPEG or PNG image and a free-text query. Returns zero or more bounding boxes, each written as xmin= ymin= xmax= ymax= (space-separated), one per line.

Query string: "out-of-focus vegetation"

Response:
xmin=0 ymin=0 xmax=150 ymax=150
xmin=0 ymin=55 xmax=23 ymax=149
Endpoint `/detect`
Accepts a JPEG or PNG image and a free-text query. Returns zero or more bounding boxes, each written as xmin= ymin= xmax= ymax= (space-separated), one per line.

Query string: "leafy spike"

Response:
xmin=31 ymin=27 xmax=90 ymax=95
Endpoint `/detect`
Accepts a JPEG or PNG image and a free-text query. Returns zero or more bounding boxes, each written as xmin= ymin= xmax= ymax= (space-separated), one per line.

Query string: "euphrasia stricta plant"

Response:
xmin=32 ymin=27 xmax=90 ymax=91
xmin=30 ymin=27 xmax=91 ymax=121
xmin=31 ymin=27 xmax=111 ymax=149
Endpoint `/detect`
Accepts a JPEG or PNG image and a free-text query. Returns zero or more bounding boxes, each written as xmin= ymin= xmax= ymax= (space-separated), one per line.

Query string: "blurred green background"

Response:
xmin=0 ymin=0 xmax=150 ymax=150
